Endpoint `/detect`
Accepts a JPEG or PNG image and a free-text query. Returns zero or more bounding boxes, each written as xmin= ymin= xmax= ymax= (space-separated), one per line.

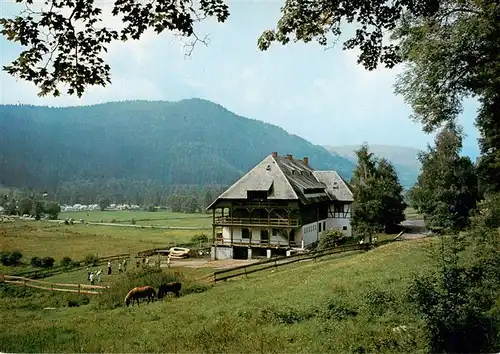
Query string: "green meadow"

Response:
xmin=59 ymin=210 xmax=214 ymax=229
xmin=0 ymin=239 xmax=436 ymax=353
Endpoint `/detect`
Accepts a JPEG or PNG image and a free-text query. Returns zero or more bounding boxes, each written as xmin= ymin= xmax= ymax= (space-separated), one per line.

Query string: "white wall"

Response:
xmin=222 ymin=226 xmax=289 ymax=245
xmin=326 ymin=218 xmax=352 ymax=237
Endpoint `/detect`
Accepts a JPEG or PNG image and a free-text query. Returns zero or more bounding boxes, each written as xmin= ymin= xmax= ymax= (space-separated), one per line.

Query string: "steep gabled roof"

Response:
xmin=275 ymin=156 xmax=331 ymax=205
xmin=207 ymin=154 xmax=352 ymax=209
xmin=313 ymin=170 xmax=354 ymax=202
xmin=207 ymin=155 xmax=298 ymax=208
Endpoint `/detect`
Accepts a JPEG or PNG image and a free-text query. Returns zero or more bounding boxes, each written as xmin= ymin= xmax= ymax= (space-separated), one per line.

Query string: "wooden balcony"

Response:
xmin=214 ymin=216 xmax=300 ymax=228
xmin=214 ymin=238 xmax=300 ymax=248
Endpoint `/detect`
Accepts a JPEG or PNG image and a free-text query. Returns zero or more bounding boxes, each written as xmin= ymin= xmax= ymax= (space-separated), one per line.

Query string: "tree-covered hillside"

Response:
xmin=0 ymin=99 xmax=354 ymax=202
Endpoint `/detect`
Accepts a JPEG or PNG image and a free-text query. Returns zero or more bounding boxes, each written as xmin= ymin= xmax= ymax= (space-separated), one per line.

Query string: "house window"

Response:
xmin=272 ymin=229 xmax=278 ymax=236
xmin=242 ymin=228 xmax=250 ymax=239
xmin=323 ymin=221 xmax=326 ymax=230
xmin=342 ymin=226 xmax=347 ymax=231
xmin=261 ymin=230 xmax=269 ymax=242
xmin=334 ymin=204 xmax=343 ymax=214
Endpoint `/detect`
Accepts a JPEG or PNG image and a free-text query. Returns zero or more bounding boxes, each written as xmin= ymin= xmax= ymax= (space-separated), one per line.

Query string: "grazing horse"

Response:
xmin=124 ymin=286 xmax=157 ymax=307
xmin=157 ymin=282 xmax=182 ymax=299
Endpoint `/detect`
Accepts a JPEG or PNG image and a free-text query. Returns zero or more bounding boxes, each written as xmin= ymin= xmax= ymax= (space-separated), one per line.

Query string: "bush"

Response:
xmin=31 ymin=256 xmax=42 ymax=267
xmin=0 ymin=250 xmax=23 ymax=266
xmin=318 ymin=229 xmax=345 ymax=250
xmin=41 ymin=257 xmax=55 ymax=268
xmin=191 ymin=233 xmax=209 ymax=244
xmin=83 ymin=254 xmax=98 ymax=266
xmin=131 ymin=218 xmax=136 ymax=225
xmin=110 ymin=218 xmax=117 ymax=223
xmin=60 ymin=256 xmax=73 ymax=268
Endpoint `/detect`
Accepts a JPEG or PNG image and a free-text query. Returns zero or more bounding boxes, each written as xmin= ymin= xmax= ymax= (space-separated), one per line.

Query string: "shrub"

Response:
xmin=318 ymin=229 xmax=345 ymax=250
xmin=0 ymin=252 xmax=10 ymax=266
xmin=191 ymin=233 xmax=209 ymax=244
xmin=41 ymin=257 xmax=55 ymax=268
xmin=0 ymin=250 xmax=23 ymax=266
xmin=60 ymin=256 xmax=73 ymax=268
xmin=83 ymin=254 xmax=98 ymax=266
xmin=30 ymin=256 xmax=42 ymax=267
xmin=110 ymin=218 xmax=117 ymax=223
xmin=131 ymin=218 xmax=136 ymax=225
xmin=9 ymin=250 xmax=23 ymax=265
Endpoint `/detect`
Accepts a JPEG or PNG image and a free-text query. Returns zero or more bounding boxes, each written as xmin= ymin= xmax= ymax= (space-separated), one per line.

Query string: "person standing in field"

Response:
xmin=167 ymin=254 xmax=171 ymax=268
xmin=96 ymin=268 xmax=102 ymax=283
xmin=86 ymin=266 xmax=91 ymax=281
xmin=89 ymin=271 xmax=95 ymax=285
xmin=118 ymin=262 xmax=122 ymax=274
xmin=122 ymin=258 xmax=127 ymax=272
xmin=145 ymin=257 xmax=149 ymax=267
xmin=107 ymin=260 xmax=112 ymax=275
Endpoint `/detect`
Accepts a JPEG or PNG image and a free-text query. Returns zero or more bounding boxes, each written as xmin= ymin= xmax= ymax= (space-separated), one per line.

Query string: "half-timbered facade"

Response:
xmin=207 ymin=152 xmax=353 ymax=260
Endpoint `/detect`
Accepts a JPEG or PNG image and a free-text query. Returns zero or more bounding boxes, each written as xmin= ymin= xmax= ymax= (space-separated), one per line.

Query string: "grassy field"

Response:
xmin=0 ymin=220 xmax=209 ymax=269
xmin=0 ymin=238 xmax=436 ymax=353
xmin=59 ymin=210 xmax=214 ymax=228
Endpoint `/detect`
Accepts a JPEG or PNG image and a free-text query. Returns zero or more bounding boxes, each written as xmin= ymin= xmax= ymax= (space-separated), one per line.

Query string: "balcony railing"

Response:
xmin=214 ymin=238 xmax=300 ymax=248
xmin=214 ymin=216 xmax=300 ymax=228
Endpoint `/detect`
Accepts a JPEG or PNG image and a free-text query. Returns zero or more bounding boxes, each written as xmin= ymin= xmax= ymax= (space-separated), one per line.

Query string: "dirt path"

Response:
xmin=401 ymin=219 xmax=429 ymax=240
xmin=160 ymin=258 xmax=259 ymax=269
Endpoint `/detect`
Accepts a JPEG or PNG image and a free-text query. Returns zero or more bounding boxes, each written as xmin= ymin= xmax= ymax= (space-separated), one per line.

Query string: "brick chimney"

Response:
xmin=271 ymin=152 xmax=278 ymax=158
xmin=303 ymin=157 xmax=309 ymax=166
xmin=286 ymin=154 xmax=293 ymax=160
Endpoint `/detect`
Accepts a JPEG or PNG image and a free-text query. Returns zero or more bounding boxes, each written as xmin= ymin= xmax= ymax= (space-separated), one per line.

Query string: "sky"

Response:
xmin=0 ymin=0 xmax=480 ymax=158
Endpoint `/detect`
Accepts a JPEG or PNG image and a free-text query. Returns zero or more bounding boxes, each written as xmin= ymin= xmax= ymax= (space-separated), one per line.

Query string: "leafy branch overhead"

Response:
xmin=0 ymin=0 xmax=229 ymax=97
xmin=257 ymin=0 xmax=442 ymax=71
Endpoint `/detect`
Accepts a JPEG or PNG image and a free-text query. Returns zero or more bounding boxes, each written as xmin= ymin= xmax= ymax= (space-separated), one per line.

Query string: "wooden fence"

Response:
xmin=212 ymin=243 xmax=371 ymax=283
xmin=11 ymin=253 xmax=131 ymax=279
xmin=0 ymin=275 xmax=108 ymax=295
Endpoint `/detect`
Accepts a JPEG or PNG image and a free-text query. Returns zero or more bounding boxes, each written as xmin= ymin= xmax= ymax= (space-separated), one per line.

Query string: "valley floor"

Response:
xmin=0 ymin=239 xmax=435 ymax=353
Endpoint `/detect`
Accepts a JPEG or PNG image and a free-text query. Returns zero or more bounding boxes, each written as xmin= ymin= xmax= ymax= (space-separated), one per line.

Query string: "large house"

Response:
xmin=207 ymin=152 xmax=354 ymax=260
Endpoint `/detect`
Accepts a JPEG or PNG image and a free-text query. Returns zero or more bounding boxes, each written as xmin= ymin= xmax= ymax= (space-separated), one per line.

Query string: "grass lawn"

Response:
xmin=59 ymin=210 xmax=214 ymax=228
xmin=0 ymin=221 xmax=209 ymax=269
xmin=0 ymin=238 xmax=437 ymax=353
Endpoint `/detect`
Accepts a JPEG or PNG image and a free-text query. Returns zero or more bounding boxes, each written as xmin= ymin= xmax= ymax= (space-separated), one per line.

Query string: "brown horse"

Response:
xmin=124 ymin=286 xmax=157 ymax=307
xmin=157 ymin=282 xmax=182 ymax=299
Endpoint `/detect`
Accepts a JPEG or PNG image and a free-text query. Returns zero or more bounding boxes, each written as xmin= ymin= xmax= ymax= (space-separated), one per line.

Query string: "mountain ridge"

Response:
xmin=0 ymin=99 xmax=355 ymax=194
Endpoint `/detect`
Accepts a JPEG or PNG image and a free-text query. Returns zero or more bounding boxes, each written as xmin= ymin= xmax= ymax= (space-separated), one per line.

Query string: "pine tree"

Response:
xmin=376 ymin=158 xmax=407 ymax=233
xmin=350 ymin=143 xmax=381 ymax=242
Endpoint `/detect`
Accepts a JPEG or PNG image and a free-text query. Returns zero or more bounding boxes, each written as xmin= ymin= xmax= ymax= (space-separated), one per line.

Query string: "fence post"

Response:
xmin=78 ymin=283 xmax=81 ymax=294
xmin=244 ymin=267 xmax=247 ymax=277
xmin=213 ymin=273 xmax=216 ymax=284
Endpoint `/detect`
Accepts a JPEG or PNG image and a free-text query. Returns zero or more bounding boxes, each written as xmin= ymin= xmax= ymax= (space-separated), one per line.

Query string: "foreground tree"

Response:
xmin=408 ymin=125 xmax=478 ymax=233
xmin=350 ymin=144 xmax=380 ymax=242
xmin=1 ymin=0 xmax=229 ymax=97
xmin=376 ymin=158 xmax=406 ymax=233
xmin=350 ymin=144 xmax=406 ymax=239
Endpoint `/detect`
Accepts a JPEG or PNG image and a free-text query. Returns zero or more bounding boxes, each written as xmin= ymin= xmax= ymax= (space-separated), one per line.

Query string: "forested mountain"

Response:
xmin=324 ymin=145 xmax=421 ymax=189
xmin=0 ymin=99 xmax=354 ymax=204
